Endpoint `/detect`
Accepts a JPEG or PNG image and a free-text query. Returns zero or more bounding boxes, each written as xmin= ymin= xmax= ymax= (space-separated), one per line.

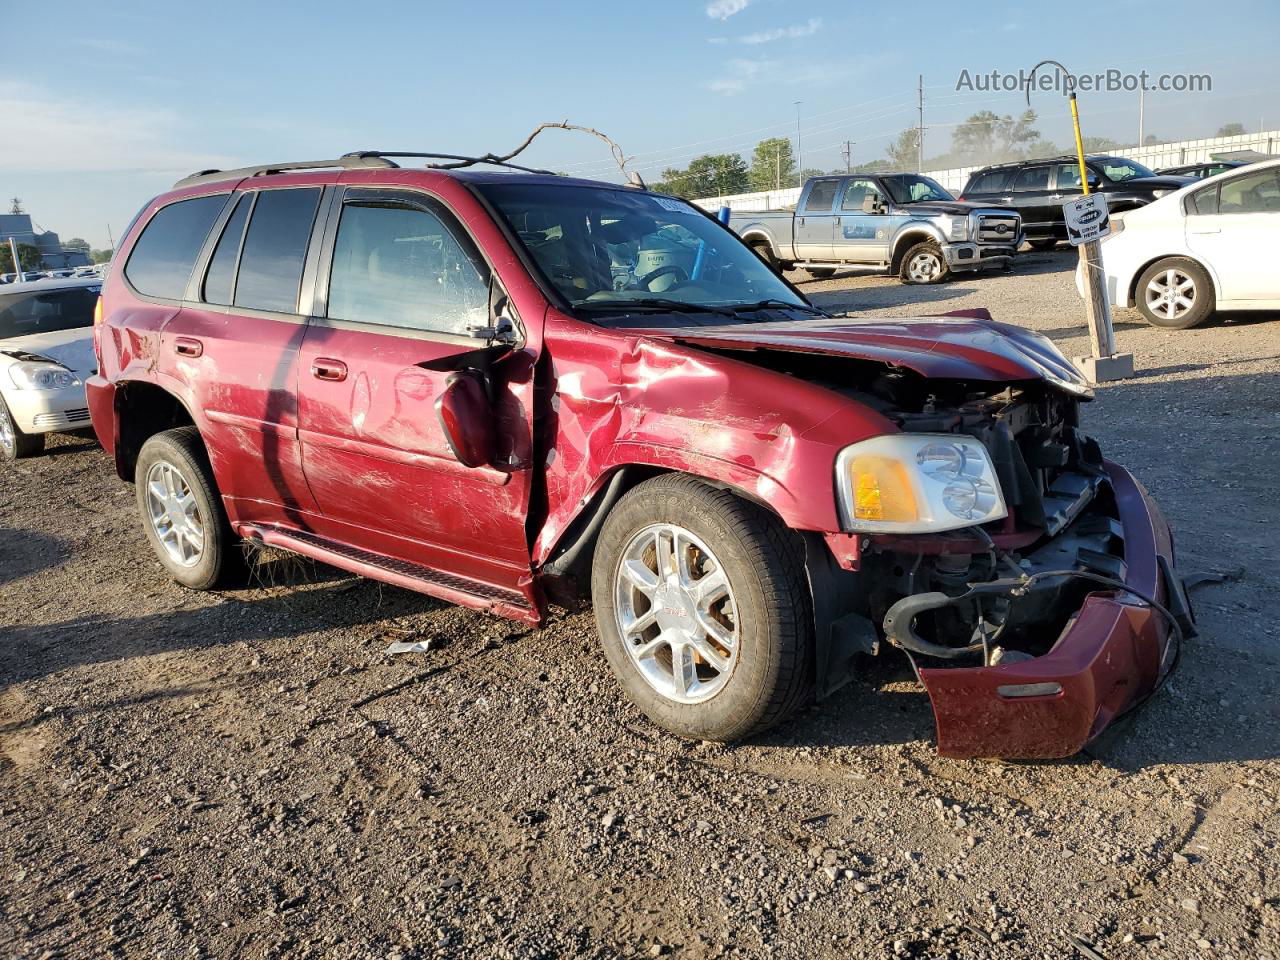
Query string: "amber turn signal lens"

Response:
xmin=848 ymin=455 xmax=918 ymax=523
xmin=93 ymin=296 xmax=103 ymax=326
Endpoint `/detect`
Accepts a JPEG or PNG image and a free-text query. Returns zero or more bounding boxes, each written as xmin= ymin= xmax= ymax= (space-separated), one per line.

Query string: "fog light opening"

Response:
xmin=996 ymin=682 xmax=1063 ymax=699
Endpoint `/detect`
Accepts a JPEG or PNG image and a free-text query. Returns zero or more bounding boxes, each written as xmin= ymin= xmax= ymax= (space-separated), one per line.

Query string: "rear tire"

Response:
xmin=134 ymin=426 xmax=246 ymax=590
xmin=899 ymin=241 xmax=949 ymax=285
xmin=1135 ymin=257 xmax=1214 ymax=329
xmin=748 ymin=239 xmax=784 ymax=276
xmin=591 ymin=474 xmax=813 ymax=742
xmin=807 ymin=267 xmax=837 ymax=279
xmin=0 ymin=397 xmax=43 ymax=461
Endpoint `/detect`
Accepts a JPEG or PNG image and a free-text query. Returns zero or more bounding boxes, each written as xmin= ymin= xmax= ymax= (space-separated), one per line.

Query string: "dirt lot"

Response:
xmin=2 ymin=248 xmax=1278 ymax=960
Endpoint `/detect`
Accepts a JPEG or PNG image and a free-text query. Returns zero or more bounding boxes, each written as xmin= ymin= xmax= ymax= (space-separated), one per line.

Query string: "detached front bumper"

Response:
xmin=918 ymin=462 xmax=1185 ymax=759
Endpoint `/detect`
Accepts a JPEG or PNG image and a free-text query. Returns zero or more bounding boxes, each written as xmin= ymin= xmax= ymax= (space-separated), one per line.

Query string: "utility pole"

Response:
xmin=917 ymin=75 xmax=924 ymax=172
xmin=1138 ymin=88 xmax=1145 ymax=146
xmin=794 ymin=101 xmax=803 ymax=187
xmin=8 ymin=236 xmax=23 ymax=281
xmin=774 ymin=147 xmax=780 ymax=190
xmin=842 ymin=140 xmax=853 ymax=173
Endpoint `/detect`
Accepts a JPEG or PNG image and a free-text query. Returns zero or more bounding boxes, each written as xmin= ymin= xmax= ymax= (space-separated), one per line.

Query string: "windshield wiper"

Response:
xmin=575 ymin=298 xmax=737 ymax=318
xmin=729 ymin=299 xmax=828 ymax=317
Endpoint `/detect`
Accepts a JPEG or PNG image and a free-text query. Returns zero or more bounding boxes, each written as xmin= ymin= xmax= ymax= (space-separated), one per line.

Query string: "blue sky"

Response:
xmin=4 ymin=0 xmax=1278 ymax=249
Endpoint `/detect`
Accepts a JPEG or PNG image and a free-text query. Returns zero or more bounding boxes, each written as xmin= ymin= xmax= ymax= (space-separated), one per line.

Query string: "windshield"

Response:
xmin=0 ymin=284 xmax=100 ymax=340
xmin=880 ymin=175 xmax=954 ymax=204
xmin=477 ymin=183 xmax=808 ymax=322
xmin=1096 ymin=158 xmax=1157 ymax=182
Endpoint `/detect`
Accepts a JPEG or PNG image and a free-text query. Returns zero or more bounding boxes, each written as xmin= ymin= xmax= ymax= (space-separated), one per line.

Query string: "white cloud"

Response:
xmin=706 ymin=0 xmax=750 ymax=21
xmin=707 ymin=17 xmax=823 ymax=49
xmin=736 ymin=17 xmax=823 ymax=44
xmin=0 ymin=81 xmax=238 ymax=174
xmin=709 ymin=58 xmax=776 ymax=95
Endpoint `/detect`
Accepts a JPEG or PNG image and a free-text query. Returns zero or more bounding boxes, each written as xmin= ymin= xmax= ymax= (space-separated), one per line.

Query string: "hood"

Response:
xmin=635 ymin=310 xmax=1092 ymax=396
xmin=0 ymin=326 xmax=97 ymax=375
xmin=1124 ymin=175 xmax=1195 ymax=191
xmin=896 ymin=200 xmax=990 ymax=217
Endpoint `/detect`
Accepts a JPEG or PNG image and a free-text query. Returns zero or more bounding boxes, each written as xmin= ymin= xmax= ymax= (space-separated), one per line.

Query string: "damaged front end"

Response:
xmin=851 ymin=378 xmax=1195 ymax=759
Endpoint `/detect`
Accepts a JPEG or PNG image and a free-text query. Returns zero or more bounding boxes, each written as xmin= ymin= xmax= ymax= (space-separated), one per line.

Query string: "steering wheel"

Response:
xmin=634 ymin=264 xmax=689 ymax=290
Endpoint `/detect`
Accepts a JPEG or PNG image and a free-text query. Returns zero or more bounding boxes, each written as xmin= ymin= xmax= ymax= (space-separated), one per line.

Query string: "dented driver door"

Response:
xmin=295 ymin=187 xmax=535 ymax=599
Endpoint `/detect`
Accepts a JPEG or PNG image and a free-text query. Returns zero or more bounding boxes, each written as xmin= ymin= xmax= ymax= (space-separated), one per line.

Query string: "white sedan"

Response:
xmin=0 ymin=277 xmax=101 ymax=460
xmin=1078 ymin=158 xmax=1280 ymax=329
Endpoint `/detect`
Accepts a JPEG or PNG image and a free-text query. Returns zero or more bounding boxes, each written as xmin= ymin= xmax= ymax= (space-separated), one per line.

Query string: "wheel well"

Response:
xmin=890 ymin=231 xmax=938 ymax=273
xmin=1126 ymin=253 xmax=1216 ymax=309
xmin=113 ymin=382 xmax=195 ymax=481
xmin=539 ymin=466 xmax=788 ymax=601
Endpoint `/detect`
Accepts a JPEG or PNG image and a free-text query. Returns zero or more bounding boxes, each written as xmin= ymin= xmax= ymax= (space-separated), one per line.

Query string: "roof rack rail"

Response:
xmin=173 ymin=154 xmax=399 ymax=188
xmin=342 ymin=151 xmax=557 ymax=175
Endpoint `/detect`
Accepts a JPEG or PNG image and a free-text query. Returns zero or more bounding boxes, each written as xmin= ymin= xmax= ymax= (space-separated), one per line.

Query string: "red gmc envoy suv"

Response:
xmin=88 ymin=151 xmax=1194 ymax=758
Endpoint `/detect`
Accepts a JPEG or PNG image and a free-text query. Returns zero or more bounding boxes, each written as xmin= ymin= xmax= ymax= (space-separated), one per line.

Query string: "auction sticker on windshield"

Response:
xmin=1064 ymin=193 xmax=1111 ymax=245
xmin=652 ymin=196 xmax=694 ymax=214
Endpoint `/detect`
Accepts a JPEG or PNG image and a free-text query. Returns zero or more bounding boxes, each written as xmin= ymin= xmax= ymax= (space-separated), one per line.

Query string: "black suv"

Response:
xmin=959 ymin=156 xmax=1193 ymax=249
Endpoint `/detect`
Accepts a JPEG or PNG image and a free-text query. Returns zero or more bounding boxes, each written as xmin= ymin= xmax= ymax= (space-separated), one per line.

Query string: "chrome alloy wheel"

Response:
xmin=613 ymin=523 xmax=740 ymax=705
xmin=907 ymin=250 xmax=942 ymax=282
xmin=1145 ymin=267 xmax=1197 ymax=322
xmin=145 ymin=460 xmax=205 ymax=567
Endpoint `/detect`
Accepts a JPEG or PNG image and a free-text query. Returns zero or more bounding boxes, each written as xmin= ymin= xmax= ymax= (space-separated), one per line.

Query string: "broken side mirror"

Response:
xmin=435 ymin=368 xmax=494 ymax=468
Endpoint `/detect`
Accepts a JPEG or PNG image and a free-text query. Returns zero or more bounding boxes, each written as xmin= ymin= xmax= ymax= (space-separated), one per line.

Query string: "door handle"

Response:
xmin=1001 ymin=197 xmax=1013 ymax=203
xmin=174 ymin=337 xmax=203 ymax=358
xmin=311 ymin=358 xmax=348 ymax=382
xmin=835 ymin=216 xmax=842 ymax=225
xmin=797 ymin=216 xmax=805 ymax=226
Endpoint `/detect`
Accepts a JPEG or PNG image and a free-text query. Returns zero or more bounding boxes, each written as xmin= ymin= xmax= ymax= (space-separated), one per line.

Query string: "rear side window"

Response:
xmin=0 ymin=285 xmax=101 ymax=339
xmin=202 ymin=194 xmax=252 ymax=305
xmin=327 ymin=202 xmax=489 ymax=336
xmin=964 ymin=170 xmax=1010 ymax=194
xmin=1012 ymin=166 xmax=1050 ymax=192
xmin=124 ymin=194 xmax=228 ymax=300
xmin=803 ymin=180 xmax=839 ymax=212
xmin=234 ymin=188 xmax=322 ymax=314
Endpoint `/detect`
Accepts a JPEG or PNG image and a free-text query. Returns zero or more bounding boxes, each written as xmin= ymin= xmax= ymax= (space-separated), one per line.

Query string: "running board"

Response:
xmin=237 ymin=523 xmax=539 ymax=623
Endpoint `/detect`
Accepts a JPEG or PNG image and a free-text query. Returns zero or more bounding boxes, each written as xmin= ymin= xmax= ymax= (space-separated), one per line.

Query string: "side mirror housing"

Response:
xmin=861 ymin=193 xmax=881 ymax=214
xmin=436 ymin=369 xmax=494 ymax=468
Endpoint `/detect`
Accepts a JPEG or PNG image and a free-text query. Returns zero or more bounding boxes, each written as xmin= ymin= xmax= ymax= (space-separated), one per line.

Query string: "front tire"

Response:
xmin=1136 ymin=258 xmax=1214 ymax=329
xmin=807 ymin=267 xmax=837 ymax=279
xmin=899 ymin=241 xmax=949 ymax=285
xmin=0 ymin=397 xmax=44 ymax=461
xmin=591 ymin=474 xmax=813 ymax=742
xmin=1027 ymin=238 xmax=1059 ymax=251
xmin=135 ymin=426 xmax=245 ymax=590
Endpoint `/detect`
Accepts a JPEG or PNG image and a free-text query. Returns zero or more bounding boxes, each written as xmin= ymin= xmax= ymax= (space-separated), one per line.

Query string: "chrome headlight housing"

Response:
xmin=835 ymin=434 xmax=1008 ymax=533
xmin=943 ymin=215 xmax=968 ymax=241
xmin=7 ymin=361 xmax=80 ymax=391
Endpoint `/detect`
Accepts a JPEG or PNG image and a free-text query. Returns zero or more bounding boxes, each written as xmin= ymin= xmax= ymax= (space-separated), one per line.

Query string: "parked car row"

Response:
xmin=2 ymin=150 xmax=1186 ymax=762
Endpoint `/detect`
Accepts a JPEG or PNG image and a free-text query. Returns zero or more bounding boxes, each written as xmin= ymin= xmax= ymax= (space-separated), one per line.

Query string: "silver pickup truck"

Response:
xmin=730 ymin=173 xmax=1022 ymax=285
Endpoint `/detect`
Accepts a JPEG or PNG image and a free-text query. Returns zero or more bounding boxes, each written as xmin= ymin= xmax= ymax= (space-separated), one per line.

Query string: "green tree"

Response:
xmin=749 ymin=138 xmax=795 ymax=192
xmin=797 ymin=168 xmax=826 ymax=184
xmin=1216 ymin=122 xmax=1246 ymax=137
xmin=64 ymin=237 xmax=91 ymax=256
xmin=950 ymin=110 xmax=1040 ymax=164
xmin=0 ymin=243 xmax=42 ymax=273
xmin=91 ymin=248 xmax=114 ymax=264
xmin=1082 ymin=136 xmax=1122 ymax=153
xmin=654 ymin=153 xmax=749 ymax=198
xmin=885 ymin=128 xmax=921 ymax=170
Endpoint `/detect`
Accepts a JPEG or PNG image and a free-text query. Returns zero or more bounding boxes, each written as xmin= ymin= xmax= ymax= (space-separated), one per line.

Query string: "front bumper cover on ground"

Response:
xmin=916 ymin=462 xmax=1183 ymax=759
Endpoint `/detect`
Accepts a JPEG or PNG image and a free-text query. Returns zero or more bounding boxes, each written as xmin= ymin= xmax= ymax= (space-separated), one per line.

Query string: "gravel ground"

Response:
xmin=2 ymin=248 xmax=1278 ymax=959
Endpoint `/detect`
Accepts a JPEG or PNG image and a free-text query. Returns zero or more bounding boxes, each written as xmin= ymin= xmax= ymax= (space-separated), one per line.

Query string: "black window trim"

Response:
xmin=122 ymin=191 xmax=233 ymax=307
xmin=308 ymin=185 xmax=516 ymax=347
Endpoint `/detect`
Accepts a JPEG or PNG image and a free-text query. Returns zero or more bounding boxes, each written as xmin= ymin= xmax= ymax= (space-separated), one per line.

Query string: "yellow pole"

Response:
xmin=1070 ymin=94 xmax=1090 ymax=196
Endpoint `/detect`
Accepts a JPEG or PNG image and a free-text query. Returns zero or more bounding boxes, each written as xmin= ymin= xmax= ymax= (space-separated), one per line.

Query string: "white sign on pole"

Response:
xmin=1064 ymin=193 xmax=1111 ymax=246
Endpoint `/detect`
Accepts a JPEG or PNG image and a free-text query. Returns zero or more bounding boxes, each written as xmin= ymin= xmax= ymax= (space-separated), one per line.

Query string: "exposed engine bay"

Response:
xmin=714 ymin=347 xmax=1167 ymax=671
